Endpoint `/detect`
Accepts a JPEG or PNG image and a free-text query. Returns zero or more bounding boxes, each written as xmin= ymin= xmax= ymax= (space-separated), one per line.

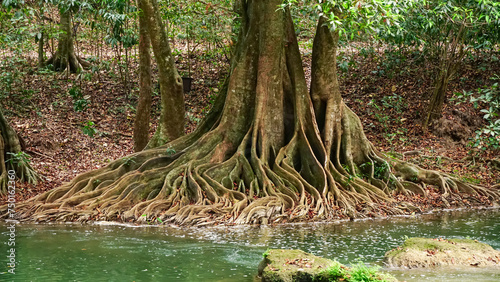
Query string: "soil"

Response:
xmin=1 ymin=42 xmax=499 ymax=211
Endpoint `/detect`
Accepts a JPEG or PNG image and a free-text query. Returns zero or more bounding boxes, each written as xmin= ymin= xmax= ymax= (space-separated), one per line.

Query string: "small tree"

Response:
xmin=5 ymin=0 xmax=498 ymax=225
xmin=382 ymin=0 xmax=500 ymax=130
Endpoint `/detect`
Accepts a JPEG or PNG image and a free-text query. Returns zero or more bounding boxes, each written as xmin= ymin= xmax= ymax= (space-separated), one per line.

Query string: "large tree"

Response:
xmin=133 ymin=0 xmax=153 ymax=152
xmin=7 ymin=0 xmax=498 ymax=224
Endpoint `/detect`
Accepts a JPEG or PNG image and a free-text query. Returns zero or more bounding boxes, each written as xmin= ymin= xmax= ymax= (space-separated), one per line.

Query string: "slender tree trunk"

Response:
xmin=423 ymin=26 xmax=467 ymax=130
xmin=140 ymin=0 xmax=185 ymax=148
xmin=45 ymin=9 xmax=89 ymax=73
xmin=133 ymin=2 xmax=153 ymax=152
xmin=38 ymin=32 xmax=44 ymax=69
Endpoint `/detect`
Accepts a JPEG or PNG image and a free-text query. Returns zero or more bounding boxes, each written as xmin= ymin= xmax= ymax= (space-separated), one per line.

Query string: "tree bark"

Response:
xmin=45 ymin=9 xmax=89 ymax=73
xmin=38 ymin=32 xmax=44 ymax=69
xmin=423 ymin=26 xmax=467 ymax=130
xmin=133 ymin=2 xmax=153 ymax=152
xmin=0 ymin=108 xmax=40 ymax=194
xmin=140 ymin=0 xmax=185 ymax=148
xmin=310 ymin=16 xmax=342 ymax=165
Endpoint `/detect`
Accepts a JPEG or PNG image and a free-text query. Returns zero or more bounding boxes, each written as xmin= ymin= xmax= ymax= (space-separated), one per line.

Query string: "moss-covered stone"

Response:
xmin=258 ymin=249 xmax=397 ymax=282
xmin=258 ymin=249 xmax=334 ymax=282
xmin=385 ymin=237 xmax=500 ymax=268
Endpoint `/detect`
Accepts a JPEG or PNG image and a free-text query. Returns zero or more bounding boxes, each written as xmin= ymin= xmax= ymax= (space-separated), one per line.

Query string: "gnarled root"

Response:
xmin=1 ymin=102 xmax=472 ymax=225
xmin=393 ymin=161 xmax=499 ymax=207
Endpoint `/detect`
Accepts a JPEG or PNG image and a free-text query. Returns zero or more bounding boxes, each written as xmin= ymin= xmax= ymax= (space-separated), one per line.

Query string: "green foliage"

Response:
xmin=381 ymin=0 xmax=500 ymax=59
xmin=0 ymin=70 xmax=19 ymax=99
xmin=68 ymin=85 xmax=89 ymax=112
xmin=374 ymin=163 xmax=389 ymax=180
xmin=82 ymin=120 xmax=97 ymax=138
xmin=282 ymin=0 xmax=400 ymax=40
xmin=453 ymin=76 xmax=500 ymax=151
xmin=348 ymin=261 xmax=391 ymax=282
xmin=316 ymin=260 xmax=395 ymax=282
xmin=367 ymin=93 xmax=408 ymax=146
xmin=165 ymin=146 xmax=176 ymax=156
xmin=122 ymin=156 xmax=136 ymax=166
xmin=98 ymin=0 xmax=138 ymax=48
xmin=160 ymin=0 xmax=233 ymax=61
xmin=262 ymin=249 xmax=270 ymax=258
xmin=6 ymin=151 xmax=31 ymax=167
xmin=322 ymin=261 xmax=344 ymax=280
xmin=381 ymin=93 xmax=406 ymax=114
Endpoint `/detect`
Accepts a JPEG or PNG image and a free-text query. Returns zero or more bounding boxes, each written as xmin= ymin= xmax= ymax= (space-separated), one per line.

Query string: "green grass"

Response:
xmin=316 ymin=260 xmax=396 ymax=282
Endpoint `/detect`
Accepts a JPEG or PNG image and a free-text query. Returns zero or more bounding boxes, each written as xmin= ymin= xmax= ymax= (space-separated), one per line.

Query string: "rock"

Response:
xmin=258 ymin=249 xmax=397 ymax=282
xmin=258 ymin=249 xmax=333 ymax=282
xmin=385 ymin=237 xmax=500 ymax=268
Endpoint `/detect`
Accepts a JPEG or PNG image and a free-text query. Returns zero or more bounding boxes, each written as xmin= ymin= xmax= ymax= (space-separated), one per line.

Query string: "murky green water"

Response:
xmin=1 ymin=208 xmax=499 ymax=281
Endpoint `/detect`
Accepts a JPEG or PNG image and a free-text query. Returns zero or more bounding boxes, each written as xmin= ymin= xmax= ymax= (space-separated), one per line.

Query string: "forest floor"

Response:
xmin=1 ymin=42 xmax=499 ymax=210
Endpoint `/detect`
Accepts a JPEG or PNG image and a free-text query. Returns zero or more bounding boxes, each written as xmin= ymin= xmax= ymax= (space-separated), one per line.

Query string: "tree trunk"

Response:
xmin=0 ymin=131 xmax=7 ymax=195
xmin=133 ymin=2 xmax=153 ymax=152
xmin=422 ymin=27 xmax=467 ymax=130
xmin=8 ymin=1 xmax=498 ymax=224
xmin=140 ymin=0 xmax=185 ymax=148
xmin=38 ymin=32 xmax=44 ymax=69
xmin=423 ymin=68 xmax=451 ymax=129
xmin=0 ymin=108 xmax=40 ymax=194
xmin=45 ymin=9 xmax=89 ymax=73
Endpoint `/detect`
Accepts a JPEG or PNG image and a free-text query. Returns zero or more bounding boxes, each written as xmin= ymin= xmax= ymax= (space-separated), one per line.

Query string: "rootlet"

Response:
xmin=6 ymin=223 xmax=16 ymax=274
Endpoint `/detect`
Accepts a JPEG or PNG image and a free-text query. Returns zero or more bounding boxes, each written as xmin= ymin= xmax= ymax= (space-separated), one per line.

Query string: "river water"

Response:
xmin=1 ymin=208 xmax=499 ymax=281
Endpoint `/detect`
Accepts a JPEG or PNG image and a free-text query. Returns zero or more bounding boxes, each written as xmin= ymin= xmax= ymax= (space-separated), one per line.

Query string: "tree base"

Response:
xmin=5 ymin=104 xmax=498 ymax=225
xmin=46 ymin=52 xmax=90 ymax=73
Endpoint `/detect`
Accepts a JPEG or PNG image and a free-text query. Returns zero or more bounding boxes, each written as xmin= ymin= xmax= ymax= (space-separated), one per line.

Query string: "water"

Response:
xmin=1 ymin=208 xmax=499 ymax=281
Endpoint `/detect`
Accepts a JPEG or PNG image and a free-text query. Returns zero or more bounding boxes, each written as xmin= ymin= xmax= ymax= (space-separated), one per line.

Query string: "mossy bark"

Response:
xmin=4 ymin=2 xmax=498 ymax=224
xmin=422 ymin=27 xmax=466 ymax=130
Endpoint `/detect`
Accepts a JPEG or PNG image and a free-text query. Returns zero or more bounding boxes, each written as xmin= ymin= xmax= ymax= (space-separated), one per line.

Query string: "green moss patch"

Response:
xmin=385 ymin=237 xmax=500 ymax=268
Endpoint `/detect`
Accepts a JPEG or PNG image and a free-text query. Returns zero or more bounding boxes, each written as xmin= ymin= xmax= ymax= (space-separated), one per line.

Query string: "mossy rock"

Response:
xmin=385 ymin=237 xmax=500 ymax=268
xmin=258 ymin=249 xmax=397 ymax=282
xmin=258 ymin=249 xmax=334 ymax=282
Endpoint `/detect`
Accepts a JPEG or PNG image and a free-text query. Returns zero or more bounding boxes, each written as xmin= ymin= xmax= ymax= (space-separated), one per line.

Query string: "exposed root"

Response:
xmin=392 ymin=160 xmax=499 ymax=207
xmin=6 ymin=99 xmax=496 ymax=226
xmin=46 ymin=52 xmax=89 ymax=73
